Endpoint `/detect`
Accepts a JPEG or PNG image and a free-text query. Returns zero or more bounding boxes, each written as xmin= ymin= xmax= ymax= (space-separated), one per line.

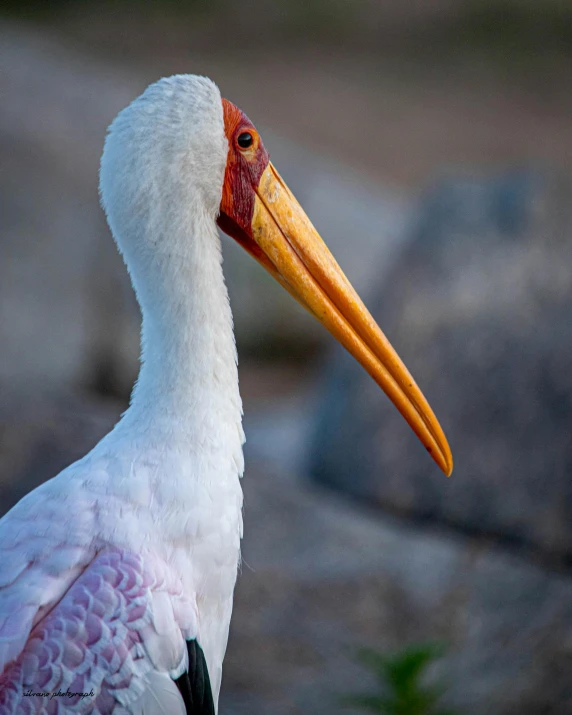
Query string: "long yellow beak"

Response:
xmin=250 ymin=162 xmax=453 ymax=476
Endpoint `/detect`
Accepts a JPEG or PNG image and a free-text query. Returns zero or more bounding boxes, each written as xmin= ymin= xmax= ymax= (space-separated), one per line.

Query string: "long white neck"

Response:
xmin=96 ymin=74 xmax=243 ymax=485
xmin=111 ymin=210 xmax=244 ymax=465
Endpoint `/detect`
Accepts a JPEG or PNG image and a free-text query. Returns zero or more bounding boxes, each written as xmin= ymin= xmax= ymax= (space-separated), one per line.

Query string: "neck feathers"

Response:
xmin=97 ymin=75 xmax=242 ymax=472
xmin=117 ymin=211 xmax=243 ymax=463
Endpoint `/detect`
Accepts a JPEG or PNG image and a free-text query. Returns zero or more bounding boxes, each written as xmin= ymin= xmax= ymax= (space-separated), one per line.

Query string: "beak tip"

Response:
xmin=442 ymin=453 xmax=454 ymax=478
xmin=428 ymin=445 xmax=453 ymax=477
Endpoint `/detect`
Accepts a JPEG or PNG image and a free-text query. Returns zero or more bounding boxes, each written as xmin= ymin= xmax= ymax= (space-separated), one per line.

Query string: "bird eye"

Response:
xmin=237 ymin=132 xmax=253 ymax=149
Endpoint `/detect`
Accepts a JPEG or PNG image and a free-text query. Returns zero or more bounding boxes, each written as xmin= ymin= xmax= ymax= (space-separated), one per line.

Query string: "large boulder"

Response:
xmin=310 ymin=172 xmax=572 ymax=563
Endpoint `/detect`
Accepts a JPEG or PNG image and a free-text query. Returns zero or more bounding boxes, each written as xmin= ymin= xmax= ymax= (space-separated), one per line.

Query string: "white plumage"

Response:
xmin=0 ymin=76 xmax=243 ymax=712
xmin=0 ymin=71 xmax=452 ymax=714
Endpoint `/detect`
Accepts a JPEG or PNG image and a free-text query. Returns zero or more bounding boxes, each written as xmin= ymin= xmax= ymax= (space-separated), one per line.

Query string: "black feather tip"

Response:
xmin=174 ymin=640 xmax=215 ymax=714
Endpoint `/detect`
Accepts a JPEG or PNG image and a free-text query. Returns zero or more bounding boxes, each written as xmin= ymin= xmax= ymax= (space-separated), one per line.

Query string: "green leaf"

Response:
xmin=347 ymin=641 xmax=460 ymax=715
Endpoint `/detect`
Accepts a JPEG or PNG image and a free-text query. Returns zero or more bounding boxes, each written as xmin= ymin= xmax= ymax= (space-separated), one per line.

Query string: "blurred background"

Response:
xmin=1 ymin=1 xmax=572 ymax=713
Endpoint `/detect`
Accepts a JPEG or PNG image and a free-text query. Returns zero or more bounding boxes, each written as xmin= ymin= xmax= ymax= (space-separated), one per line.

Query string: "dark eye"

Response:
xmin=237 ymin=132 xmax=253 ymax=149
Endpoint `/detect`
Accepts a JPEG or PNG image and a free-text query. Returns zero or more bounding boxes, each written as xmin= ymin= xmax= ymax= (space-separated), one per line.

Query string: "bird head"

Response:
xmin=100 ymin=75 xmax=452 ymax=476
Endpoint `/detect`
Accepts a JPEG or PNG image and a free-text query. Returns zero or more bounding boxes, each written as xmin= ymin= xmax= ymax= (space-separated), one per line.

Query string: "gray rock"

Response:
xmin=310 ymin=171 xmax=572 ymax=564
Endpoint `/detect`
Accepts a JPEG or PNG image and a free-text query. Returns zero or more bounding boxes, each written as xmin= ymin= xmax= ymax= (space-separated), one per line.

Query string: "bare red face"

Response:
xmin=217 ymin=99 xmax=270 ymax=267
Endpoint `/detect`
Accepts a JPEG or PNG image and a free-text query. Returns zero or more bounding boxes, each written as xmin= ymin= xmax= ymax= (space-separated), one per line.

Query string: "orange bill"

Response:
xmin=249 ymin=162 xmax=453 ymax=476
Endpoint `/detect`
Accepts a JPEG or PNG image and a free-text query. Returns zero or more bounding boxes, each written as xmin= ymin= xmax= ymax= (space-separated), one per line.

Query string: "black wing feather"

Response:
xmin=174 ymin=640 xmax=216 ymax=715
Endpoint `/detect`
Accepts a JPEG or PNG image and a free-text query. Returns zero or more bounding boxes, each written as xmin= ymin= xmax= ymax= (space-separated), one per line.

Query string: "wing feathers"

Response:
xmin=0 ymin=550 xmax=199 ymax=714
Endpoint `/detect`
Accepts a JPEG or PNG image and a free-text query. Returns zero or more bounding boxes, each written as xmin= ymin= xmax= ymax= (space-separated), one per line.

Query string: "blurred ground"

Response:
xmin=1 ymin=2 xmax=572 ymax=713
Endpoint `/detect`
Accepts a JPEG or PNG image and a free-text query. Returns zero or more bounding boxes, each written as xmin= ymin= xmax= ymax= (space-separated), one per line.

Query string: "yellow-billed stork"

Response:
xmin=0 ymin=75 xmax=452 ymax=714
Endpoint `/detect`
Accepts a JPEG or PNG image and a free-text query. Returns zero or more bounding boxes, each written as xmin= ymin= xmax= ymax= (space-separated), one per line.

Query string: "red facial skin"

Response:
xmin=217 ymin=99 xmax=270 ymax=265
